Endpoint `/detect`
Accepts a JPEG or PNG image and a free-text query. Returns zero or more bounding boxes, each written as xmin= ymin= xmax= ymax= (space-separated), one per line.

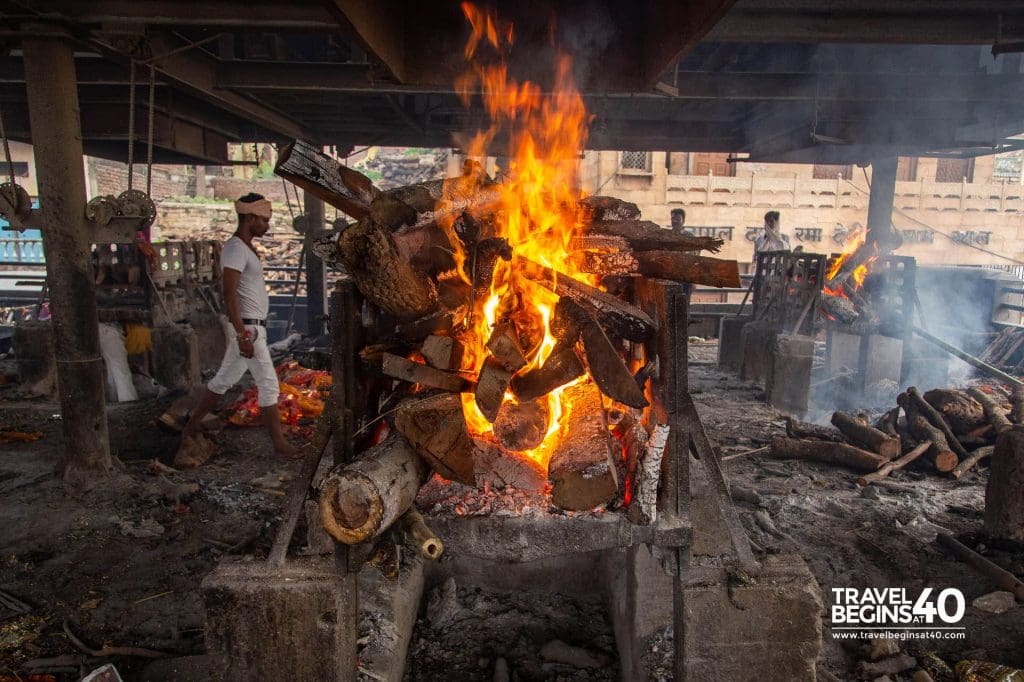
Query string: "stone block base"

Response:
xmin=767 ymin=333 xmax=814 ymax=417
xmin=151 ymin=323 xmax=200 ymax=391
xmin=718 ymin=315 xmax=751 ymax=372
xmin=740 ymin=320 xmax=776 ymax=386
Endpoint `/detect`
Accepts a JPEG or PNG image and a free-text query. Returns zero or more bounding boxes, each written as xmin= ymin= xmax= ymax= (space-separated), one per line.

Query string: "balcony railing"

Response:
xmin=665 ymin=173 xmax=1024 ymax=213
xmin=0 ymin=237 xmax=44 ymax=265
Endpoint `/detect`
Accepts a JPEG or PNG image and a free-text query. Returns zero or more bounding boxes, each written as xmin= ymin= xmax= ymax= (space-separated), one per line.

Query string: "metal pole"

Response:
xmin=22 ymin=28 xmax=113 ymax=475
xmin=912 ymin=325 xmax=1024 ymax=388
xmin=866 ymin=156 xmax=898 ymax=247
xmin=303 ymin=190 xmax=326 ymax=336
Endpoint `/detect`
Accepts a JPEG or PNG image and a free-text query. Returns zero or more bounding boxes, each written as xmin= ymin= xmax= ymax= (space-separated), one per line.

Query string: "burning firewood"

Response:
xmin=584 ymin=219 xmax=723 ymax=253
xmin=576 ymin=249 xmax=740 ymax=288
xmin=578 ymin=195 xmax=641 ymax=222
xmin=769 ymin=436 xmax=888 ymax=472
xmin=967 ymin=387 xmax=1013 ymax=435
xmin=395 ymin=392 xmax=476 ymax=485
xmin=820 ymin=293 xmax=859 ymax=325
xmin=318 ymin=432 xmax=427 ymax=545
xmin=472 ymin=438 xmax=547 ymax=491
xmin=546 ymin=381 xmax=620 ymax=510
xmin=274 ymin=140 xmax=379 ymax=220
xmin=627 ymin=424 xmax=668 ymax=525
xmin=493 ymin=397 xmax=550 ymax=451
xmin=510 ymin=343 xmax=585 ymax=401
xmin=396 ymin=308 xmax=462 ymax=343
xmin=382 ymin=353 xmax=470 ymax=393
xmin=420 ymin=335 xmax=465 ymax=371
xmin=338 ymin=219 xmax=439 ymax=321
xmin=471 ymin=237 xmax=513 ymax=302
xmin=485 ymin=320 xmax=528 ymax=372
xmin=830 ymin=411 xmax=901 ymax=460
xmin=475 ymin=358 xmax=513 ymax=422
xmin=568 ymin=234 xmax=631 ymax=253
xmin=516 ymin=257 xmax=656 ymax=342
xmin=579 ymin=311 xmax=648 ymax=409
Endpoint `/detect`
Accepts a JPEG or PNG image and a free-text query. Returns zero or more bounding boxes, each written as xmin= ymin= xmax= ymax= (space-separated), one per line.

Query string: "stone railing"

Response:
xmin=0 ymin=237 xmax=44 ymax=264
xmin=666 ymin=173 xmax=1024 ymax=213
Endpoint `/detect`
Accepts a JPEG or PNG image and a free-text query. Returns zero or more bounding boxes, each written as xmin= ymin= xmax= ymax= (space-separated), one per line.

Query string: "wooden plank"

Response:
xmin=381 ymin=353 xmax=469 ymax=393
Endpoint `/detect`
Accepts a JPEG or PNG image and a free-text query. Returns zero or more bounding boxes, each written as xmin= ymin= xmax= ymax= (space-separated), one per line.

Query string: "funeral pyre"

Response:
xmin=274 ymin=4 xmax=738 ymax=544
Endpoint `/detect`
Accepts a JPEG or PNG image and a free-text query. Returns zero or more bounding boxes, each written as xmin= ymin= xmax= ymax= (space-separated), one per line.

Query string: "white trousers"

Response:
xmin=98 ymin=323 xmax=138 ymax=402
xmin=207 ymin=317 xmax=279 ymax=408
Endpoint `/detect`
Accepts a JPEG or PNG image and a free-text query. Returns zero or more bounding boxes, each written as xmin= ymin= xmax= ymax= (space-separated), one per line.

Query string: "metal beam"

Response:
xmin=639 ymin=0 xmax=738 ymax=89
xmin=15 ymin=0 xmax=337 ymax=29
xmin=324 ymin=0 xmax=407 ymax=83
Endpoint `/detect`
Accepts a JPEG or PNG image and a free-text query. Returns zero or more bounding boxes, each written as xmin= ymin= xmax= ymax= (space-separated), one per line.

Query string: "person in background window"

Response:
xmin=669 ymin=208 xmax=686 ymax=234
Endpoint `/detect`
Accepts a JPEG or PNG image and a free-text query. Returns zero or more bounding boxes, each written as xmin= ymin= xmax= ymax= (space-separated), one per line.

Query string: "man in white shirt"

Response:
xmin=182 ymin=193 xmax=299 ymax=458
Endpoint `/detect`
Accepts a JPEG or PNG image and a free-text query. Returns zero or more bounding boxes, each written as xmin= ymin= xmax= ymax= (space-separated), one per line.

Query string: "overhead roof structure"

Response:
xmin=2 ymin=0 xmax=1024 ymax=164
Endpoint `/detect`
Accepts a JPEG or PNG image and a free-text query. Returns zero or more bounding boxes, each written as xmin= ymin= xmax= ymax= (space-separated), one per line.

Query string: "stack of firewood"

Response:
xmin=273 ymin=141 xmax=739 ymax=543
xmin=771 ymin=385 xmax=1023 ymax=485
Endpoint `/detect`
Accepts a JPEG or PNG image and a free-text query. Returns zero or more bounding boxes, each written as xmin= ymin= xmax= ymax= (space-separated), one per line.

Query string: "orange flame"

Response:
xmin=825 ymin=225 xmax=878 ymax=298
xmin=448 ymin=4 xmax=594 ymax=468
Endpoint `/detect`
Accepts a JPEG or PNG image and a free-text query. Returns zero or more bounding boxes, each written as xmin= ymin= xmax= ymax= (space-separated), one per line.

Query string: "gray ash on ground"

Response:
xmin=404 ymin=577 xmax=618 ymax=681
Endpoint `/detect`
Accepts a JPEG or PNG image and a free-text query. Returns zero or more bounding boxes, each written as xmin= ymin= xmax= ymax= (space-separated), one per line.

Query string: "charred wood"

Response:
xmin=471 ymin=237 xmax=513 ymax=303
xmin=984 ymin=426 xmax=1024 ymax=542
xmin=486 ymin=320 xmax=528 ymax=372
xmin=584 ymin=220 xmax=723 ymax=253
xmin=1010 ymin=385 xmax=1024 ymax=425
xmin=516 ymin=257 xmax=656 ymax=342
xmin=472 ymin=438 xmax=547 ymax=491
xmin=577 ymin=250 xmax=740 ymax=288
xmin=493 ymin=398 xmax=550 ymax=451
xmin=579 ymin=195 xmax=641 ymax=222
xmin=510 ymin=343 xmax=585 ymax=401
xmin=396 ymin=308 xmax=461 ymax=343
xmin=318 ymin=432 xmax=426 ymax=545
xmin=547 ymin=382 xmax=620 ymax=510
xmin=275 ymin=140 xmax=378 ymax=219
xmin=420 ymin=335 xmax=464 ymax=371
xmin=475 ymin=358 xmax=513 ymax=423
xmin=579 ymin=311 xmax=648 ymax=409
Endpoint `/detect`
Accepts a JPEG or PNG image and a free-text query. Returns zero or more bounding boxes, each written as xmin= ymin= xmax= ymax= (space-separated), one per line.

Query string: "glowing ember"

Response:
xmin=442 ymin=3 xmax=596 ymax=469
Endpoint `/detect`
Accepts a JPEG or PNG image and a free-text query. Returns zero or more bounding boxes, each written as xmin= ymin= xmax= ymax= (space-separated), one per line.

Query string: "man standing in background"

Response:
xmin=669 ymin=208 xmax=686 ymax=234
xmin=753 ymin=210 xmax=791 ymax=261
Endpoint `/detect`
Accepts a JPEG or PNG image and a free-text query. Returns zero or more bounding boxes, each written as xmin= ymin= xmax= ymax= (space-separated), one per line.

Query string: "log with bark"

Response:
xmin=337 ymin=219 xmax=439 ymax=320
xmin=904 ymin=387 xmax=970 ymax=461
xmin=395 ymin=392 xmax=476 ymax=485
xmin=769 ymin=436 xmax=888 ymax=472
xmin=397 ymin=508 xmax=444 ymax=560
xmin=627 ymin=424 xmax=668 ymax=525
xmin=275 ymin=140 xmax=379 ymax=219
xmin=579 ymin=311 xmax=648 ymax=409
xmin=318 ymin=432 xmax=427 ymax=545
xmin=516 ymin=257 xmax=656 ymax=341
xmin=577 ymin=249 xmax=741 ymax=288
xmin=936 ymin=532 xmax=1024 ymax=601
xmin=966 ymin=387 xmax=1013 ymax=435
xmin=831 ymin=411 xmax=901 ymax=459
xmin=923 ymin=388 xmax=985 ymax=435
xmin=382 ymin=353 xmax=469 ymax=393
xmin=951 ymin=445 xmax=994 ymax=480
xmin=857 ymin=442 xmax=930 ymax=487
xmin=584 ymin=220 xmax=723 ymax=253
xmin=785 ymin=417 xmax=844 ymax=442
xmin=578 ymin=195 xmax=641 ymax=222
xmin=906 ymin=415 xmax=959 ymax=473
xmin=875 ymin=408 xmax=899 ymax=437
xmin=546 ymin=381 xmax=620 ymax=510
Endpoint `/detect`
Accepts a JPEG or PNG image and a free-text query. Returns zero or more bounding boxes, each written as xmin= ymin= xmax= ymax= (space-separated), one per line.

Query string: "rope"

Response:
xmin=0 ymin=108 xmax=15 ymax=187
xmin=146 ymin=63 xmax=156 ymax=196
xmin=127 ymin=60 xmax=136 ymax=191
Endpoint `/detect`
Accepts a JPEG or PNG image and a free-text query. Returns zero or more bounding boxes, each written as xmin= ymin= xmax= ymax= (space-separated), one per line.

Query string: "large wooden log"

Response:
xmin=338 ymin=219 xmax=439 ymax=320
xmin=516 ymin=257 xmax=656 ymax=342
xmin=579 ymin=313 xmax=648 ymax=409
xmin=319 ymin=432 xmax=427 ymax=545
xmin=475 ymin=358 xmax=512 ymax=423
xmin=382 ymin=353 xmax=469 ymax=393
xmin=547 ymin=382 xmax=620 ymax=510
xmin=493 ymin=397 xmax=550 ymax=451
xmin=831 ymin=411 xmax=901 ymax=459
xmin=486 ymin=321 xmax=527 ymax=372
xmin=984 ymin=425 xmax=1024 ymax=542
xmin=951 ymin=445 xmax=994 ymax=480
xmin=577 ymin=250 xmax=740 ymax=288
xmin=923 ymin=388 xmax=985 ymax=435
xmin=578 ymin=195 xmax=641 ymax=222
xmin=904 ymin=387 xmax=970 ymax=461
xmin=785 ymin=416 xmax=844 ymax=442
xmin=966 ymin=387 xmax=1013 ymax=435
xmin=395 ymin=393 xmax=476 ymax=485
xmin=906 ymin=415 xmax=959 ymax=473
xmin=420 ymin=335 xmax=464 ymax=371
xmin=937 ymin=532 xmax=1024 ymax=601
xmin=472 ymin=438 xmax=547 ymax=490
xmin=857 ymin=442 xmax=930 ymax=487
xmin=584 ymin=220 xmax=723 ymax=253
xmin=275 ymin=140 xmax=378 ymax=219
xmin=510 ymin=343 xmax=585 ymax=401
xmin=769 ymin=436 xmax=888 ymax=472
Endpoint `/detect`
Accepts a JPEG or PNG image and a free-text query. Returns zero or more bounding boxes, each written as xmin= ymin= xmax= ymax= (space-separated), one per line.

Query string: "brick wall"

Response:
xmin=89 ymin=157 xmax=193 ymax=200
xmin=153 ymin=202 xmax=296 ymax=241
xmin=211 ymin=177 xmax=291 ymax=203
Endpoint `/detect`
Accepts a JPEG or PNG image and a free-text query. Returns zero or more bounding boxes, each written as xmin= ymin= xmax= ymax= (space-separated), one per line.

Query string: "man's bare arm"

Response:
xmin=222 ymin=268 xmax=245 ymax=336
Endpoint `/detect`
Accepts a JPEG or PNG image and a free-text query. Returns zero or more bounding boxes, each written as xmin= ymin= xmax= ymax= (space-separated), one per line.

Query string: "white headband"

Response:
xmin=235 ymin=198 xmax=272 ymax=219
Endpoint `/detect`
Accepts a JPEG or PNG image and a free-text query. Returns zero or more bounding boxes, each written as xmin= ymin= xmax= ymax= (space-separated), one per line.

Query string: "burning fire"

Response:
xmin=441 ymin=3 xmax=595 ymax=467
xmin=824 ymin=225 xmax=878 ymax=298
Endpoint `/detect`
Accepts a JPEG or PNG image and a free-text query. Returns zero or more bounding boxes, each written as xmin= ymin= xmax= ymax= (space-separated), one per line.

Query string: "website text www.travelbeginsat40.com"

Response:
xmin=832 ymin=629 xmax=967 ymax=641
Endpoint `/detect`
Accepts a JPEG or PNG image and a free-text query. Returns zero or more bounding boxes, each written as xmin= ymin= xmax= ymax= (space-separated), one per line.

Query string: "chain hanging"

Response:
xmin=126 ymin=59 xmax=137 ymax=191
xmin=146 ymin=63 xmax=156 ymax=196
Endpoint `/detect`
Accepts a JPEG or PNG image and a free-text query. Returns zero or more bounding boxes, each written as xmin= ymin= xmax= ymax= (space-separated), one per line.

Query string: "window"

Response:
xmin=993 ymin=154 xmax=1022 ymax=183
xmin=619 ymin=151 xmax=652 ymax=173
xmin=812 ymin=164 xmax=853 ymax=180
xmin=5 ymin=162 xmax=28 ymax=178
xmin=935 ymin=158 xmax=974 ymax=183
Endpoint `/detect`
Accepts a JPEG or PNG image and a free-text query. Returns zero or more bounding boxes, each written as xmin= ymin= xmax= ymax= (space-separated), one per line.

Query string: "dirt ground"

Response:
xmin=0 ymin=342 xmax=1021 ymax=680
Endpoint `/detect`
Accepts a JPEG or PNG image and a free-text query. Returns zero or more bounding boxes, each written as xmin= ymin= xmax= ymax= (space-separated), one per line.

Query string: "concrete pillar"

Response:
xmin=303 ymin=190 xmax=327 ymax=336
xmin=867 ymin=156 xmax=898 ymax=247
xmin=985 ymin=425 xmax=1024 ymax=542
xmin=22 ymin=29 xmax=113 ymax=476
